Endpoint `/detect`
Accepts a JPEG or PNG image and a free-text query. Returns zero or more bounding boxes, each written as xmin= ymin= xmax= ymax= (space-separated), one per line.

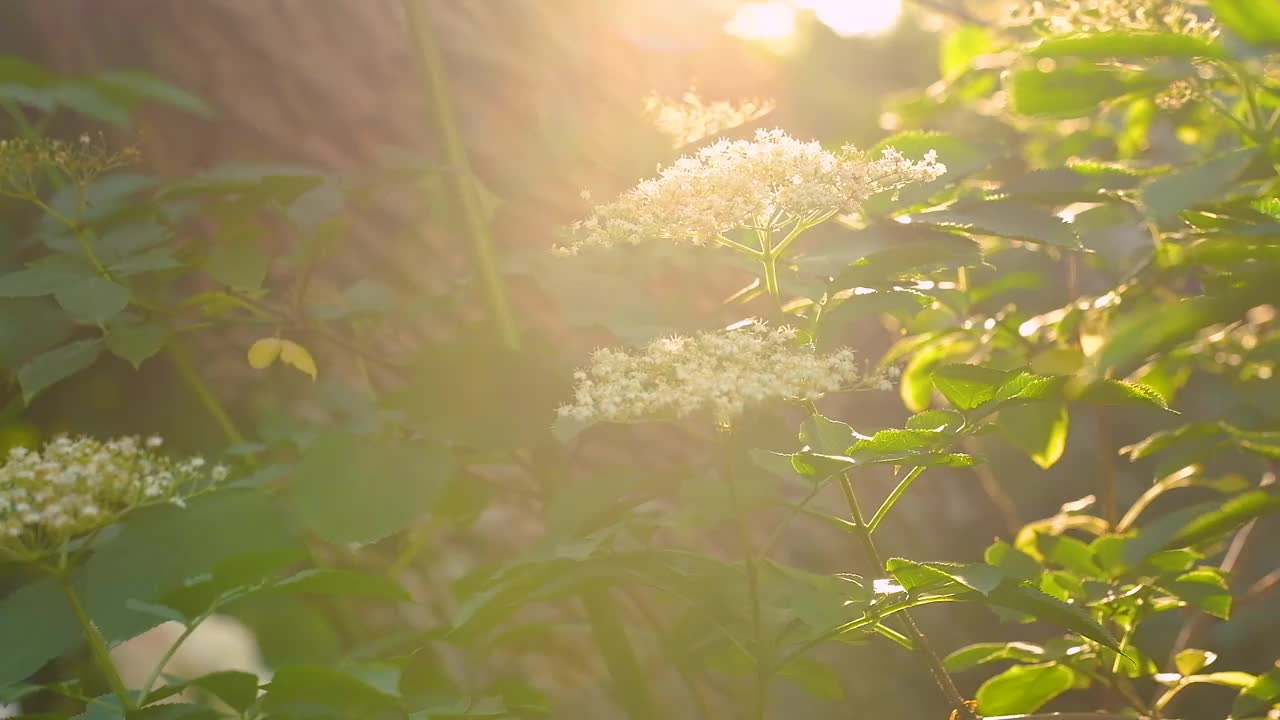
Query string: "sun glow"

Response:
xmin=725 ymin=0 xmax=904 ymax=41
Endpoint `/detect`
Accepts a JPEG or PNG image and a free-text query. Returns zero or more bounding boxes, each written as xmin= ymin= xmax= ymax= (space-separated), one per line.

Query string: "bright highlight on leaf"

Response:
xmin=246 ymin=337 xmax=317 ymax=380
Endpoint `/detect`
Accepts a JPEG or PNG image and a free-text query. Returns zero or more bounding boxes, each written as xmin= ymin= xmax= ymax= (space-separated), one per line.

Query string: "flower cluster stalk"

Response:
xmin=839 ymin=473 xmax=978 ymax=720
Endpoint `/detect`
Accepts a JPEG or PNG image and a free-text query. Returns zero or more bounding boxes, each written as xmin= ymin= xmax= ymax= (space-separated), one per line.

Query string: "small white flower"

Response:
xmin=146 ymin=435 xmax=164 ymax=448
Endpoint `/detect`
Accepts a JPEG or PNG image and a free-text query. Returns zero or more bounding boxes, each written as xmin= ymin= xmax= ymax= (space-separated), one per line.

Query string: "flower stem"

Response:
xmin=867 ymin=465 xmax=926 ymax=533
xmin=139 ymin=615 xmax=208 ymax=700
xmin=58 ymin=573 xmax=133 ymax=711
xmin=760 ymin=255 xmax=781 ymax=304
xmin=402 ymin=0 xmax=522 ymax=351
xmin=168 ymin=340 xmax=246 ymax=446
xmin=839 ymin=474 xmax=977 ymax=720
xmin=582 ymin=588 xmax=657 ymax=720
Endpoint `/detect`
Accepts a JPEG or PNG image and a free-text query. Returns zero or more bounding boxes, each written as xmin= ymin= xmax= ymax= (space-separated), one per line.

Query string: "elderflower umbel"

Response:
xmin=0 ymin=133 xmax=140 ymax=200
xmin=558 ymin=321 xmax=893 ymax=425
xmin=0 ymin=435 xmax=226 ymax=560
xmin=1011 ymin=0 xmax=1218 ymax=38
xmin=643 ymin=90 xmax=776 ymax=148
xmin=557 ymin=129 xmax=945 ymax=255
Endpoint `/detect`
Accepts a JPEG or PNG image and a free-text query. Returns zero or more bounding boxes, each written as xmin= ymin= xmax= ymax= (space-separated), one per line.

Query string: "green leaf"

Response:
xmin=106 ymin=320 xmax=169 ymax=369
xmin=187 ymin=671 xmax=261 ymax=713
xmin=827 ymin=232 xmax=982 ymax=290
xmin=1009 ymin=65 xmax=1169 ymax=117
xmin=290 ymin=432 xmax=454 ymax=544
xmin=1075 ymin=379 xmax=1171 ymax=411
xmin=262 ymin=665 xmax=402 ymax=720
xmin=0 ymin=254 xmax=99 ymax=297
xmin=909 ymin=199 xmax=1081 ymax=248
xmin=1095 ymin=289 xmax=1269 ymax=376
xmin=1142 ymin=148 xmax=1261 ymax=220
xmin=800 ymin=414 xmax=856 ymax=454
xmin=1233 ymin=662 xmax=1280 ymax=719
xmin=985 ymin=541 xmax=1041 ymax=582
xmin=1170 ymin=569 xmax=1232 ymax=619
xmin=931 ymin=364 xmax=1012 ymax=411
xmin=1172 ymin=490 xmax=1280 ymax=547
xmin=274 ymin=569 xmax=411 ymax=602
xmin=976 ymin=662 xmax=1075 ymax=716
xmin=776 ymin=656 xmax=844 ymax=700
xmin=17 ymin=338 xmax=102 ymax=402
xmin=905 ymin=409 xmax=965 ymax=433
xmin=945 ymin=642 xmax=1046 ymax=672
xmin=941 ymin=25 xmax=997 ymax=80
xmin=91 ymin=70 xmax=212 ymax=116
xmin=846 ymin=429 xmax=948 ymax=463
xmin=999 ymin=401 xmax=1069 ymax=469
xmin=53 ymin=276 xmax=130 ymax=325
xmin=986 ymin=583 xmax=1121 ymax=650
xmin=0 ymin=490 xmax=299 ymax=687
xmin=1211 ymin=0 xmax=1280 ymax=46
xmin=204 ymin=224 xmax=269 ymax=291
xmin=394 ymin=336 xmax=569 ymax=450
xmin=0 ymin=299 xmax=77 ymax=367
xmin=1031 ymin=31 xmax=1226 ymax=60
xmin=1175 ymin=649 xmax=1217 ymax=677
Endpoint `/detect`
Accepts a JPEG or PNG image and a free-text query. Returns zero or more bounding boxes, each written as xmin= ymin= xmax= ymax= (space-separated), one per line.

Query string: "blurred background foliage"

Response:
xmin=1 ymin=1 xmax=1278 ymax=719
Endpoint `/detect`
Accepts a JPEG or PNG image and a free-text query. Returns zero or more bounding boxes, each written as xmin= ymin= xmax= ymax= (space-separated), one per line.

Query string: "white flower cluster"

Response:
xmin=0 ymin=435 xmax=228 ymax=559
xmin=1013 ymin=0 xmax=1218 ymax=38
xmin=557 ymin=129 xmax=945 ymax=255
xmin=643 ymin=90 xmax=776 ymax=148
xmin=558 ymin=322 xmax=894 ymax=425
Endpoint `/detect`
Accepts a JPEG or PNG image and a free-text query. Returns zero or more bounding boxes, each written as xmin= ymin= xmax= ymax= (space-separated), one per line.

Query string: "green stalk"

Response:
xmin=760 ymin=256 xmax=781 ymax=304
xmin=59 ymin=573 xmax=134 ymax=711
xmin=867 ymin=465 xmax=926 ymax=533
xmin=402 ymin=0 xmax=521 ymax=351
xmin=168 ymin=340 xmax=246 ymax=446
xmin=839 ymin=474 xmax=978 ymax=720
xmin=582 ymin=588 xmax=657 ymax=720
xmin=139 ymin=615 xmax=208 ymax=700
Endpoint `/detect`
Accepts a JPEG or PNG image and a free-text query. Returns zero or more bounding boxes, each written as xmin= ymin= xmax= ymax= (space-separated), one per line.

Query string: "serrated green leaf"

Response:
xmin=931 ymin=364 xmax=1012 ymax=411
xmin=1142 ymin=147 xmax=1261 ymax=220
xmin=1075 ymin=379 xmax=1171 ymax=411
xmin=905 ymin=409 xmax=965 ymax=433
xmin=17 ymin=338 xmax=102 ymax=403
xmin=946 ymin=642 xmax=1046 ymax=672
xmin=800 ymin=414 xmax=856 ymax=454
xmin=910 ymin=199 xmax=1081 ymax=248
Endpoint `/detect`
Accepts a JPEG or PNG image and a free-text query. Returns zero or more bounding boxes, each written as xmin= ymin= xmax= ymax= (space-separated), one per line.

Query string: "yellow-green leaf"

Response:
xmin=279 ymin=339 xmax=318 ymax=380
xmin=247 ymin=337 xmax=283 ymax=369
